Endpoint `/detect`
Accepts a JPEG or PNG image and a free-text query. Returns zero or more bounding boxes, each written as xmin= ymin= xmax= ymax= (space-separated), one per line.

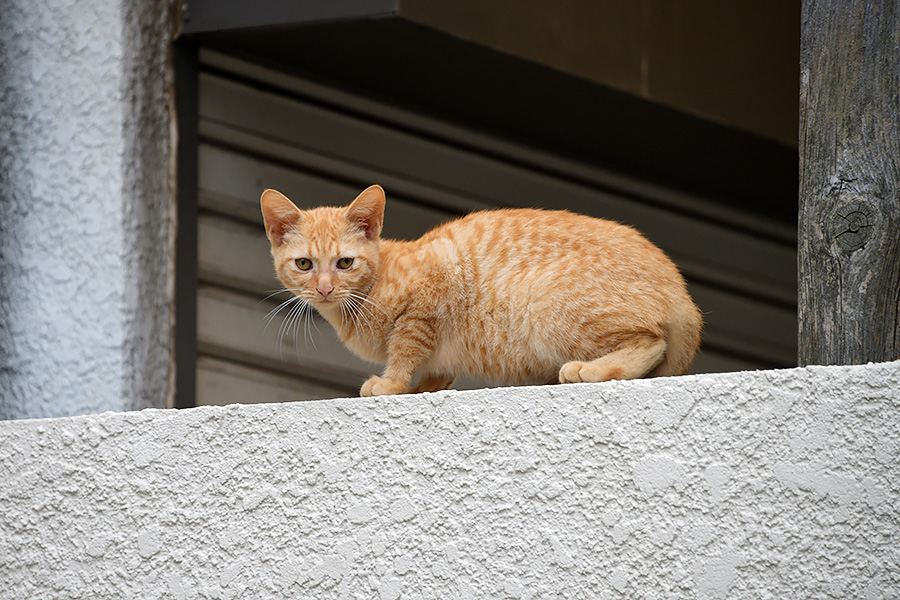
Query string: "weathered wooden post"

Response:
xmin=799 ymin=0 xmax=900 ymax=365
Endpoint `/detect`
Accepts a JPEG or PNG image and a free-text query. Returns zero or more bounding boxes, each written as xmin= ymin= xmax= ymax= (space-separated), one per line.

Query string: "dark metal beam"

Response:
xmin=180 ymin=0 xmax=398 ymax=36
xmin=174 ymin=39 xmax=199 ymax=408
xmin=197 ymin=18 xmax=798 ymax=224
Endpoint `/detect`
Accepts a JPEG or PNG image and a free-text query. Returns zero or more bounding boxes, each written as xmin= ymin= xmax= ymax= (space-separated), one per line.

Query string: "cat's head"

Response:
xmin=260 ymin=185 xmax=385 ymax=309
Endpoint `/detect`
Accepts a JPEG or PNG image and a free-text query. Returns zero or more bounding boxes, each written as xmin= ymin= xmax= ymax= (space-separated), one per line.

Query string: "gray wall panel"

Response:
xmin=196 ymin=54 xmax=797 ymax=403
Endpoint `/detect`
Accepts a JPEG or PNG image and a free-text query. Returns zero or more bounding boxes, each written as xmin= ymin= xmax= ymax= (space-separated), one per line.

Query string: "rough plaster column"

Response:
xmin=0 ymin=0 xmax=176 ymax=418
xmin=1 ymin=363 xmax=898 ymax=598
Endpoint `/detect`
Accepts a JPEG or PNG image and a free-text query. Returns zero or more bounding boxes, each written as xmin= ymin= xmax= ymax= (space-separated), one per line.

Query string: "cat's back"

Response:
xmin=406 ymin=206 xmax=689 ymax=334
xmin=418 ymin=208 xmax=674 ymax=281
xmin=426 ymin=207 xmax=622 ymax=240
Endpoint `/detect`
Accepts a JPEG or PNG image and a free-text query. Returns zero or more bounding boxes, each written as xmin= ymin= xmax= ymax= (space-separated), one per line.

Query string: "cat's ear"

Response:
xmin=260 ymin=189 xmax=302 ymax=247
xmin=346 ymin=185 xmax=385 ymax=240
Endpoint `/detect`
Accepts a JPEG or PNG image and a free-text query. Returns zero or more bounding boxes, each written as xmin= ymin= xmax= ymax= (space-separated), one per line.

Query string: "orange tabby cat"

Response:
xmin=261 ymin=185 xmax=702 ymax=397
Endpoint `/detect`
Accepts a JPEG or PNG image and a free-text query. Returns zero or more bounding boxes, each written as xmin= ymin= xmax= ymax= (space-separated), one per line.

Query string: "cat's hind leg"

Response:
xmin=649 ymin=304 xmax=702 ymax=377
xmin=410 ymin=373 xmax=455 ymax=394
xmin=559 ymin=336 xmax=667 ymax=383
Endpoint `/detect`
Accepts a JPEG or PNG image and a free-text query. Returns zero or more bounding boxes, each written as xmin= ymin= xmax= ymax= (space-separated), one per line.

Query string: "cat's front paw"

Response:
xmin=360 ymin=375 xmax=407 ymax=397
xmin=559 ymin=361 xmax=587 ymax=383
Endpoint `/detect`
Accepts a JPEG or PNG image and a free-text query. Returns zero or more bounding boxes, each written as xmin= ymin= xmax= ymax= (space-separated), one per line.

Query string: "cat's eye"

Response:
xmin=336 ymin=257 xmax=354 ymax=269
xmin=295 ymin=258 xmax=312 ymax=271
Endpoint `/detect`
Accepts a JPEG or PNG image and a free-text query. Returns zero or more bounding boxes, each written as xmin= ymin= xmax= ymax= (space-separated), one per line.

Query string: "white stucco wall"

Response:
xmin=0 ymin=0 xmax=175 ymax=419
xmin=1 ymin=362 xmax=898 ymax=599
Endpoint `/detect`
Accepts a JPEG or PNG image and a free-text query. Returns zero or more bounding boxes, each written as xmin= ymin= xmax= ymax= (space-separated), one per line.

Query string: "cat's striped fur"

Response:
xmin=261 ymin=185 xmax=702 ymax=397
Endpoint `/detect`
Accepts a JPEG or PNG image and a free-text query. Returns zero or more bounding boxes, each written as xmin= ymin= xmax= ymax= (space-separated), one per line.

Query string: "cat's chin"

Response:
xmin=311 ymin=298 xmax=338 ymax=310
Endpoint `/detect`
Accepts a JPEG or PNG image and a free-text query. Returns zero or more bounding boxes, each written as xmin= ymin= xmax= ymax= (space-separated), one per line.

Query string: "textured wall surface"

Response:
xmin=0 ymin=0 xmax=175 ymax=419
xmin=1 ymin=362 xmax=898 ymax=599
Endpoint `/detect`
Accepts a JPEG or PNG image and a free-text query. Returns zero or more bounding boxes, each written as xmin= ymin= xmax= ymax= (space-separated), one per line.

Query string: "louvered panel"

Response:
xmin=200 ymin=73 xmax=797 ymax=306
xmin=196 ymin=357 xmax=353 ymax=406
xmin=195 ymin=52 xmax=798 ymax=405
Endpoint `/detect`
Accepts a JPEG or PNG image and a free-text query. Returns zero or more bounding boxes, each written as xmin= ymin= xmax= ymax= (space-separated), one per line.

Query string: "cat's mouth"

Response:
xmin=311 ymin=296 xmax=337 ymax=307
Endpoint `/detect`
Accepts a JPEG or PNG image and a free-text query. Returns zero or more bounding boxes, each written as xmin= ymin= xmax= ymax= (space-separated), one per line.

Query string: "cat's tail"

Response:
xmin=651 ymin=302 xmax=703 ymax=377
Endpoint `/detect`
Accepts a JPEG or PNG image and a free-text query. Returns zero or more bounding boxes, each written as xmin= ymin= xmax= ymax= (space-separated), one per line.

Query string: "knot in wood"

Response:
xmin=831 ymin=199 xmax=873 ymax=252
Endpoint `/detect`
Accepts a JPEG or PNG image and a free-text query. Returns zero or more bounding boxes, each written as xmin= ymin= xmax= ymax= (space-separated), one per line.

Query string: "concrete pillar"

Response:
xmin=0 ymin=0 xmax=176 ymax=419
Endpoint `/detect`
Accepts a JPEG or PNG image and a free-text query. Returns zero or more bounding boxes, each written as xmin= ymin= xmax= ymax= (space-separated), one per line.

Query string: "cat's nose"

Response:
xmin=317 ymin=281 xmax=334 ymax=299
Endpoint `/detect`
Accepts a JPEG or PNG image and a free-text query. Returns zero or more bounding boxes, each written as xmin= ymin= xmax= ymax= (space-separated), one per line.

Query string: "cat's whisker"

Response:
xmin=290 ymin=301 xmax=302 ymax=352
xmin=263 ymin=295 xmax=295 ymax=323
xmin=265 ymin=288 xmax=325 ymax=359
xmin=340 ymin=298 xmax=362 ymax=344
xmin=264 ymin=294 xmax=305 ymax=333
xmin=276 ymin=301 xmax=297 ymax=359
xmin=298 ymin=300 xmax=317 ymax=353
xmin=304 ymin=302 xmax=318 ymax=352
xmin=343 ymin=294 xmax=377 ymax=340
xmin=353 ymin=301 xmax=377 ymax=336
xmin=339 ymin=299 xmax=350 ymax=328
xmin=278 ymin=295 xmax=310 ymax=360
xmin=346 ymin=291 xmax=387 ymax=316
xmin=339 ymin=296 xmax=360 ymax=335
xmin=342 ymin=292 xmax=383 ymax=338
xmin=350 ymin=307 xmax=371 ymax=342
xmin=294 ymin=301 xmax=312 ymax=355
xmin=260 ymin=288 xmax=303 ymax=303
xmin=349 ymin=298 xmax=370 ymax=338
xmin=310 ymin=307 xmax=321 ymax=335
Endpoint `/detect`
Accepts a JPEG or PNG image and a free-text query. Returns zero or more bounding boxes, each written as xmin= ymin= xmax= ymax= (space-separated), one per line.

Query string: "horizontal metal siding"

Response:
xmin=196 ymin=52 xmax=796 ymax=405
xmin=200 ymin=74 xmax=797 ymax=304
